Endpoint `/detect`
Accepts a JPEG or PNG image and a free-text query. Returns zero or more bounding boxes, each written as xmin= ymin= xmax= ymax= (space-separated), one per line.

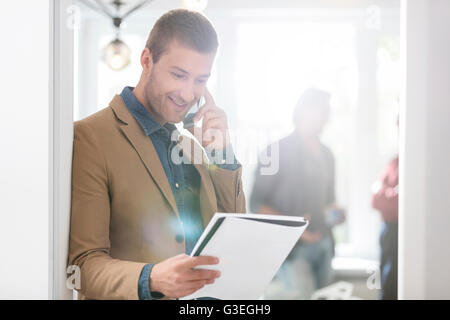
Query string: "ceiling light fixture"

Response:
xmin=79 ymin=0 xmax=154 ymax=71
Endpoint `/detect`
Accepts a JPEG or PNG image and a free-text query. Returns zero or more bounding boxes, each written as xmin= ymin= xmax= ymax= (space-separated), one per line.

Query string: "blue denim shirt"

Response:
xmin=120 ymin=87 xmax=239 ymax=300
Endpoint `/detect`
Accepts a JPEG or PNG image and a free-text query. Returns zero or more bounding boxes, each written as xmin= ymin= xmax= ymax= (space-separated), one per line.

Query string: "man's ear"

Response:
xmin=140 ymin=47 xmax=153 ymax=72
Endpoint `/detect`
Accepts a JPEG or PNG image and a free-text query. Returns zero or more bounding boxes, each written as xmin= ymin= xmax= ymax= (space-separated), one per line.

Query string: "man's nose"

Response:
xmin=179 ymin=81 xmax=196 ymax=103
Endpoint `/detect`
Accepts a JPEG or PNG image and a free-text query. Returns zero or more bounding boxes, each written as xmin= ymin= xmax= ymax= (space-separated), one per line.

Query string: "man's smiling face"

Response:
xmin=143 ymin=40 xmax=215 ymax=125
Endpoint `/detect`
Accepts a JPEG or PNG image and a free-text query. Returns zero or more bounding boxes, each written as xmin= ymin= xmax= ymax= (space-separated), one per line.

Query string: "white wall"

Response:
xmin=0 ymin=1 xmax=50 ymax=299
xmin=399 ymin=0 xmax=450 ymax=299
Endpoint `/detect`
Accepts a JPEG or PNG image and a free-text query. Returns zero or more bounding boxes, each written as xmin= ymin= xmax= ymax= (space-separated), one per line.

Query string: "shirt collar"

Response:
xmin=120 ymin=86 xmax=177 ymax=137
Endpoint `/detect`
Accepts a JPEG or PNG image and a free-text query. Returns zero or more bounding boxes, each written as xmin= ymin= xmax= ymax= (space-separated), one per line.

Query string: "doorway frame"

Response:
xmin=49 ymin=0 xmax=75 ymax=300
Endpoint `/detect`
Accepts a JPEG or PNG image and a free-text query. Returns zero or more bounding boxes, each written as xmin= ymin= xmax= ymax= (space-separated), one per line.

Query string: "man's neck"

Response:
xmin=296 ymin=129 xmax=321 ymax=153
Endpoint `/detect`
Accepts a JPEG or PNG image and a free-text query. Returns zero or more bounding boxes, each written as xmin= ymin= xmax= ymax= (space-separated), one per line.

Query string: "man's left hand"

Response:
xmin=187 ymin=88 xmax=230 ymax=151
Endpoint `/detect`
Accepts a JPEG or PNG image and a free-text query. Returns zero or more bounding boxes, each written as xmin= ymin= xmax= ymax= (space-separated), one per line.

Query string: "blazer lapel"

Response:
xmin=109 ymin=95 xmax=180 ymax=220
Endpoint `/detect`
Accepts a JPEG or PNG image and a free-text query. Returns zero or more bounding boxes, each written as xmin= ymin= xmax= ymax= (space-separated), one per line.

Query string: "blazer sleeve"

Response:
xmin=208 ymin=164 xmax=246 ymax=214
xmin=68 ymin=121 xmax=147 ymax=300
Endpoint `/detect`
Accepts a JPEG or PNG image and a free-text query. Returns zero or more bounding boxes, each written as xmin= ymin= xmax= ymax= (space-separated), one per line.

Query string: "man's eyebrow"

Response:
xmin=170 ymin=66 xmax=188 ymax=74
xmin=170 ymin=66 xmax=210 ymax=78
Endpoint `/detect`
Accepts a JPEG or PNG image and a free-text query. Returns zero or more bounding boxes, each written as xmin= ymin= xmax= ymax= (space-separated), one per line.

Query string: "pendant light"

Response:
xmin=79 ymin=0 xmax=153 ymax=71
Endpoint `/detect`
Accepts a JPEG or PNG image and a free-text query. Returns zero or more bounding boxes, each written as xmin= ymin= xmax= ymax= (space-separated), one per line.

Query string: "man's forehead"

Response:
xmin=158 ymin=40 xmax=215 ymax=73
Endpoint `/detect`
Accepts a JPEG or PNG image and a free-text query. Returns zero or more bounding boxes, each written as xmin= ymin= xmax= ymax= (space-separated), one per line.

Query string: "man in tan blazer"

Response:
xmin=68 ymin=9 xmax=246 ymax=300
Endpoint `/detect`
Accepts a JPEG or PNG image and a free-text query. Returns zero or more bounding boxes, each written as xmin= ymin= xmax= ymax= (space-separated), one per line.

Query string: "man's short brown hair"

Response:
xmin=145 ymin=9 xmax=219 ymax=63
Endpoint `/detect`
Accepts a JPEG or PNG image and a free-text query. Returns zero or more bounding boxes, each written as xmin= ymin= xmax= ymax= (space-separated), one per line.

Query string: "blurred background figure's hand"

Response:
xmin=325 ymin=205 xmax=346 ymax=227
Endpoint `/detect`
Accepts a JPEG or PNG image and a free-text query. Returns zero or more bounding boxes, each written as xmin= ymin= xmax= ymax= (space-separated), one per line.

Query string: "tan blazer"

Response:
xmin=68 ymin=95 xmax=246 ymax=300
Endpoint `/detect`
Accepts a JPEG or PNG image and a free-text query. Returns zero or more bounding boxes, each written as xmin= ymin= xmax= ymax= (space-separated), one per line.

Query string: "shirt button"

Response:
xmin=175 ymin=182 xmax=179 ymax=188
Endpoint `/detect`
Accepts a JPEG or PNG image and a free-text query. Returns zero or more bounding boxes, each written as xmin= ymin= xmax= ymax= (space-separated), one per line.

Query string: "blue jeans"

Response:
xmin=379 ymin=222 xmax=398 ymax=300
xmin=264 ymin=235 xmax=334 ymax=300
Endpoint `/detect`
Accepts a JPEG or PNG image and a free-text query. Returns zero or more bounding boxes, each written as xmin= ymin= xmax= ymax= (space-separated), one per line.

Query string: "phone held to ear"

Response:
xmin=183 ymin=95 xmax=204 ymax=129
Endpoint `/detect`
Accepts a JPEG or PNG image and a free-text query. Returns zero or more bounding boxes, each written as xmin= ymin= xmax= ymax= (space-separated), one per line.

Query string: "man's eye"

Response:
xmin=172 ymin=73 xmax=185 ymax=79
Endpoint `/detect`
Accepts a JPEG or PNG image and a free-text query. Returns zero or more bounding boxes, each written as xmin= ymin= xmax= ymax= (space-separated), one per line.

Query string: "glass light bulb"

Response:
xmin=102 ymin=38 xmax=131 ymax=71
xmin=110 ymin=54 xmax=125 ymax=70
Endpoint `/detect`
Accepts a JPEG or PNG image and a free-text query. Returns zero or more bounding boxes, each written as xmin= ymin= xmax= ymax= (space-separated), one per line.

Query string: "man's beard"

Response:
xmin=143 ymin=74 xmax=167 ymax=123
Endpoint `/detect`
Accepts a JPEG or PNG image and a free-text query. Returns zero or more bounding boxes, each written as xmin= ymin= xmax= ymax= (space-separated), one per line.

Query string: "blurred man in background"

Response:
xmin=250 ymin=88 xmax=345 ymax=299
xmin=371 ymin=153 xmax=399 ymax=300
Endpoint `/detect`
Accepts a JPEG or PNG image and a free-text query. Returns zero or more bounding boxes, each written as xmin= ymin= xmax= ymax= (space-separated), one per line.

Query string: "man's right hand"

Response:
xmin=149 ymin=254 xmax=221 ymax=299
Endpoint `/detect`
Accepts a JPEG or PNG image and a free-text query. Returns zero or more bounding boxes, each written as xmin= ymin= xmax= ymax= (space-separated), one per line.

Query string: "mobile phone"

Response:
xmin=183 ymin=95 xmax=204 ymax=129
